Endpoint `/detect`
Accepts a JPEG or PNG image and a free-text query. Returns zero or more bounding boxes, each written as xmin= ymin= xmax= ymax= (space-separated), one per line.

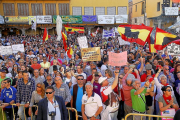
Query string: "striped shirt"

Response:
xmin=16 ymin=78 xmax=35 ymax=103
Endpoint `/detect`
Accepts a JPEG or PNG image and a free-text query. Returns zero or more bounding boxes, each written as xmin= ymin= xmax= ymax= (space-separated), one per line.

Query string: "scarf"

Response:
xmin=161 ymin=83 xmax=169 ymax=86
xmin=163 ymin=94 xmax=171 ymax=105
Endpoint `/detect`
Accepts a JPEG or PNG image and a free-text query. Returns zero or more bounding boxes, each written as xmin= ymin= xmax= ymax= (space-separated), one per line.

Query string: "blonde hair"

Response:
xmin=37 ymin=83 xmax=45 ymax=98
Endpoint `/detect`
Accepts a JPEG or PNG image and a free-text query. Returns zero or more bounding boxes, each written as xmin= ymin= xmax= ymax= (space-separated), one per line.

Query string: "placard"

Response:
xmin=115 ymin=15 xmax=128 ymax=23
xmin=167 ymin=43 xmax=180 ymax=55
xmin=98 ymin=15 xmax=114 ymax=24
xmin=118 ymin=37 xmax=130 ymax=45
xmin=81 ymin=47 xmax=101 ymax=61
xmin=0 ymin=46 xmax=13 ymax=55
xmin=36 ymin=15 xmax=52 ymax=24
xmin=165 ymin=7 xmax=179 ymax=16
xmin=53 ymin=15 xmax=82 ymax=24
xmin=109 ymin=51 xmax=127 ymax=66
xmin=12 ymin=44 xmax=24 ymax=53
xmin=77 ymin=36 xmax=88 ymax=48
xmin=161 ymin=108 xmax=175 ymax=120
xmin=5 ymin=16 xmax=29 ymax=24
xmin=28 ymin=16 xmax=36 ymax=25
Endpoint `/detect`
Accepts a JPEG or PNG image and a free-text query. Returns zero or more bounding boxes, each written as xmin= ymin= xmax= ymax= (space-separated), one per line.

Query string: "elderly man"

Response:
xmin=32 ymin=69 xmax=44 ymax=87
xmin=105 ymin=69 xmax=114 ymax=85
xmin=82 ymin=82 xmax=103 ymax=120
xmin=53 ymin=76 xmax=71 ymax=105
xmin=158 ymin=65 xmax=175 ymax=86
xmin=43 ymin=74 xmax=55 ymax=88
xmin=131 ymin=79 xmax=154 ymax=120
xmin=98 ymin=70 xmax=119 ymax=120
xmin=49 ymin=59 xmax=60 ymax=74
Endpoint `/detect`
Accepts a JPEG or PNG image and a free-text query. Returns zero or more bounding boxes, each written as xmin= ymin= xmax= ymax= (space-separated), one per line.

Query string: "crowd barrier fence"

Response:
xmin=0 ymin=104 xmax=78 ymax=120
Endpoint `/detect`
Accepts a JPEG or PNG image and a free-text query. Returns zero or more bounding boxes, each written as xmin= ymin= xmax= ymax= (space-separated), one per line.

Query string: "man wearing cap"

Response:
xmin=81 ymin=82 xmax=103 ymax=120
xmin=140 ymin=64 xmax=155 ymax=82
xmin=99 ymin=70 xmax=119 ymax=120
xmin=91 ymin=72 xmax=101 ymax=96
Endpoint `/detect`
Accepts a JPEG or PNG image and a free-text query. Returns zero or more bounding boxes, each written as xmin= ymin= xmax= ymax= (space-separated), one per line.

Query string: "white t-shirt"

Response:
xmin=72 ymin=72 xmax=87 ymax=85
xmin=82 ymin=93 xmax=102 ymax=117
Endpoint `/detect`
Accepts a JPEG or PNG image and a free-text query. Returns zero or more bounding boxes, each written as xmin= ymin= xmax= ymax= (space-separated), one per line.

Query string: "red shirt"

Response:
xmin=31 ymin=64 xmax=41 ymax=70
xmin=140 ymin=73 xmax=155 ymax=82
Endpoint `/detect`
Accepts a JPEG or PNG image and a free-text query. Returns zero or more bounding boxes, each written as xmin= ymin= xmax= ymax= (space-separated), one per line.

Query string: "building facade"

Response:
xmin=132 ymin=0 xmax=178 ymax=29
xmin=0 ymin=0 xmax=128 ymax=36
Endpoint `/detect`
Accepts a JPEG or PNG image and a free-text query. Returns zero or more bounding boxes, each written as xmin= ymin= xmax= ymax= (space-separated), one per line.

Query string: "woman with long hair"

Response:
xmin=39 ymin=67 xmax=46 ymax=81
xmin=11 ymin=64 xmax=19 ymax=79
xmin=174 ymin=64 xmax=180 ymax=80
xmin=28 ymin=83 xmax=45 ymax=119
xmin=12 ymin=70 xmax=23 ymax=88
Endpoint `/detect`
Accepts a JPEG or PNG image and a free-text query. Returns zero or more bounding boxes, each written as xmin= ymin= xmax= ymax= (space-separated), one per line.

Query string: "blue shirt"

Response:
xmin=161 ymin=54 xmax=172 ymax=60
xmin=71 ymin=85 xmax=83 ymax=112
xmin=175 ymin=80 xmax=180 ymax=88
xmin=0 ymin=86 xmax=17 ymax=108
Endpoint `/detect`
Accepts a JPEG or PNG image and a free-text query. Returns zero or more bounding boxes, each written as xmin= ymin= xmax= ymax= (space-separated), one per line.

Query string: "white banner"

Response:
xmin=0 ymin=46 xmax=13 ymax=55
xmin=77 ymin=36 xmax=88 ymax=48
xmin=118 ymin=37 xmax=130 ymax=45
xmin=98 ymin=15 xmax=114 ymax=24
xmin=36 ymin=15 xmax=52 ymax=24
xmin=165 ymin=7 xmax=179 ymax=16
xmin=12 ymin=44 xmax=24 ymax=53
xmin=115 ymin=15 xmax=128 ymax=23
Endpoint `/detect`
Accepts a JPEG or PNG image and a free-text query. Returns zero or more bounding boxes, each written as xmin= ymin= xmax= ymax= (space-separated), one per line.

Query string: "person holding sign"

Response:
xmin=158 ymin=86 xmax=179 ymax=119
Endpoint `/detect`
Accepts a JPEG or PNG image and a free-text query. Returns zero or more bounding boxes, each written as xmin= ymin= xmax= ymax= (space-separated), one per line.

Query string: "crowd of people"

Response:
xmin=0 ymin=34 xmax=180 ymax=120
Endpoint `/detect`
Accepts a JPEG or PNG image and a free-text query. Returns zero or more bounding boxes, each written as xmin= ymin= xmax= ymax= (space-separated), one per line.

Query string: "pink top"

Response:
xmin=122 ymin=72 xmax=140 ymax=107
xmin=50 ymin=59 xmax=62 ymax=66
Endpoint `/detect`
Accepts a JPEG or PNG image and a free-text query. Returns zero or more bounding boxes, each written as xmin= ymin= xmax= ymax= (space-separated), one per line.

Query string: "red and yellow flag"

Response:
xmin=67 ymin=47 xmax=73 ymax=58
xmin=64 ymin=25 xmax=84 ymax=34
xmin=62 ymin=32 xmax=68 ymax=51
xmin=155 ymin=27 xmax=180 ymax=50
xmin=43 ymin=28 xmax=48 ymax=42
xmin=117 ymin=25 xmax=153 ymax=46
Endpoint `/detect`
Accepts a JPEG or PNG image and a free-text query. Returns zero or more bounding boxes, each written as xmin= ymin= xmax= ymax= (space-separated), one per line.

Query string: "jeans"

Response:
xmin=124 ymin=103 xmax=133 ymax=120
xmin=146 ymin=105 xmax=154 ymax=120
xmin=18 ymin=101 xmax=28 ymax=120
xmin=109 ymin=110 xmax=118 ymax=120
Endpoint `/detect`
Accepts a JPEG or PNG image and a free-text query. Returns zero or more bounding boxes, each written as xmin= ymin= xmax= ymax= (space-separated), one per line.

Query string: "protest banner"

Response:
xmin=36 ymin=15 xmax=52 ymax=24
xmin=5 ymin=16 xmax=29 ymax=24
xmin=109 ymin=51 xmax=127 ymax=66
xmin=82 ymin=15 xmax=97 ymax=22
xmin=161 ymin=108 xmax=175 ymax=120
xmin=118 ymin=37 xmax=130 ymax=45
xmin=53 ymin=15 xmax=82 ymax=24
xmin=12 ymin=44 xmax=24 ymax=53
xmin=81 ymin=47 xmax=101 ymax=61
xmin=77 ymin=36 xmax=88 ymax=48
xmin=0 ymin=46 xmax=13 ymax=55
xmin=167 ymin=43 xmax=180 ymax=55
xmin=98 ymin=15 xmax=114 ymax=24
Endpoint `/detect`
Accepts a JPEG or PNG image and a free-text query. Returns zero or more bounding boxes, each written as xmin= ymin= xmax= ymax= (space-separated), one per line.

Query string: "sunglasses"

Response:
xmin=119 ymin=77 xmax=123 ymax=79
xmin=78 ymin=79 xmax=83 ymax=80
xmin=166 ymin=89 xmax=172 ymax=92
xmin=37 ymin=86 xmax=41 ymax=88
xmin=46 ymin=92 xmax=53 ymax=94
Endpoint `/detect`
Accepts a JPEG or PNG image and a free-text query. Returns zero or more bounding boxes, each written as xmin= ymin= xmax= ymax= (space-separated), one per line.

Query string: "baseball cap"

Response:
xmin=98 ymin=77 xmax=107 ymax=84
xmin=0 ymin=67 xmax=8 ymax=73
xmin=145 ymin=64 xmax=152 ymax=70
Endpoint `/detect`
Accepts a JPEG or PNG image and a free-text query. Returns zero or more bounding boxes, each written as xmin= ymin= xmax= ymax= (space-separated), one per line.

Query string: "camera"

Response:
xmin=49 ymin=111 xmax=56 ymax=116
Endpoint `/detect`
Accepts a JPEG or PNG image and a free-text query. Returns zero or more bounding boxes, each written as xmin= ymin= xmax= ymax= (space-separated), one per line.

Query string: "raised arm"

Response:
xmin=154 ymin=69 xmax=162 ymax=87
xmin=111 ymin=70 xmax=119 ymax=90
xmin=122 ymin=68 xmax=133 ymax=86
xmin=138 ymin=57 xmax=144 ymax=73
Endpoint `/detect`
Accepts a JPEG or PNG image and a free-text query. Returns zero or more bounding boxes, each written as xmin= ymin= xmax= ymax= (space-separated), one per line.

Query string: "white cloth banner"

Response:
xmin=36 ymin=15 xmax=52 ymax=24
xmin=165 ymin=7 xmax=179 ymax=16
xmin=77 ymin=36 xmax=88 ymax=48
xmin=118 ymin=37 xmax=130 ymax=45
xmin=115 ymin=15 xmax=128 ymax=23
xmin=0 ymin=46 xmax=13 ymax=55
xmin=98 ymin=15 xmax=114 ymax=24
xmin=12 ymin=44 xmax=24 ymax=53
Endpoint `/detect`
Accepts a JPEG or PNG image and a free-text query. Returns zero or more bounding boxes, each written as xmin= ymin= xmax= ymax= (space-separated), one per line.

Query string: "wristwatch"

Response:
xmin=93 ymin=115 xmax=96 ymax=118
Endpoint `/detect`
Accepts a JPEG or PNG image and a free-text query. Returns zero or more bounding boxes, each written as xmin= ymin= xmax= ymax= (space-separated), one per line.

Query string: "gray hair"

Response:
xmin=132 ymin=79 xmax=139 ymax=86
xmin=159 ymin=74 xmax=167 ymax=80
xmin=85 ymin=82 xmax=93 ymax=88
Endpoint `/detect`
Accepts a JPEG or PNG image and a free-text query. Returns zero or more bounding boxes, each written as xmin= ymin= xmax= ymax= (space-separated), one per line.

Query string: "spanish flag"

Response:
xmin=154 ymin=27 xmax=180 ymax=50
xmin=43 ymin=28 xmax=48 ymax=42
xmin=62 ymin=32 xmax=68 ymax=51
xmin=67 ymin=47 xmax=73 ymax=58
xmin=147 ymin=27 xmax=157 ymax=53
xmin=64 ymin=25 xmax=84 ymax=34
xmin=117 ymin=25 xmax=153 ymax=46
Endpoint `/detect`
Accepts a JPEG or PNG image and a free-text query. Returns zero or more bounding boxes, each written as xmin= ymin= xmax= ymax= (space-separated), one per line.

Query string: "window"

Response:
xmin=118 ymin=7 xmax=127 ymax=15
xmin=135 ymin=18 xmax=137 ymax=23
xmin=84 ymin=7 xmax=93 ymax=15
xmin=45 ymin=3 xmax=56 ymax=15
xmin=142 ymin=2 xmax=145 ymax=14
xmin=72 ymin=7 xmax=82 ymax=15
xmin=95 ymin=7 xmax=105 ymax=15
xmin=3 ymin=3 xmax=15 ymax=16
xmin=107 ymin=7 xmax=116 ymax=15
xmin=31 ymin=3 xmax=43 ymax=15
xmin=59 ymin=3 xmax=69 ymax=15
xmin=17 ymin=3 xmax=29 ymax=16
xmin=157 ymin=2 xmax=160 ymax=11
xmin=136 ymin=5 xmax=137 ymax=12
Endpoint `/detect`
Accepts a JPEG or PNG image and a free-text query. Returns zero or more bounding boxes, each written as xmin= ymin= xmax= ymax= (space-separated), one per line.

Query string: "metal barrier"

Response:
xmin=125 ymin=113 xmax=174 ymax=120
xmin=1 ymin=104 xmax=78 ymax=120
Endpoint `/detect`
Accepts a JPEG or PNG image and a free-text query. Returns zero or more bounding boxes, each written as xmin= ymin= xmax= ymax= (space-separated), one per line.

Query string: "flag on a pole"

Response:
xmin=64 ymin=25 xmax=84 ymax=34
xmin=43 ymin=28 xmax=48 ymax=42
xmin=91 ymin=27 xmax=100 ymax=37
xmin=147 ymin=27 xmax=157 ymax=53
xmin=67 ymin=47 xmax=73 ymax=58
xmin=62 ymin=32 xmax=68 ymax=51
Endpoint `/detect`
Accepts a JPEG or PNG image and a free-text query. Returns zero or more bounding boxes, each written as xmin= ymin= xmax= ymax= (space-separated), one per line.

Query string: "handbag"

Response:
xmin=140 ymin=94 xmax=149 ymax=111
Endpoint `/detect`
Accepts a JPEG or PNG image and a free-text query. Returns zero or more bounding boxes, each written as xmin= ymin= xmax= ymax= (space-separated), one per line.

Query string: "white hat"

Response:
xmin=98 ymin=77 xmax=107 ymax=84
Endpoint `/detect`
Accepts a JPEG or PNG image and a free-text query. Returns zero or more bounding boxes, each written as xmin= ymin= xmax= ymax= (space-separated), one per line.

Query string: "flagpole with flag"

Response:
xmin=43 ymin=28 xmax=48 ymax=42
xmin=62 ymin=32 xmax=68 ymax=51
